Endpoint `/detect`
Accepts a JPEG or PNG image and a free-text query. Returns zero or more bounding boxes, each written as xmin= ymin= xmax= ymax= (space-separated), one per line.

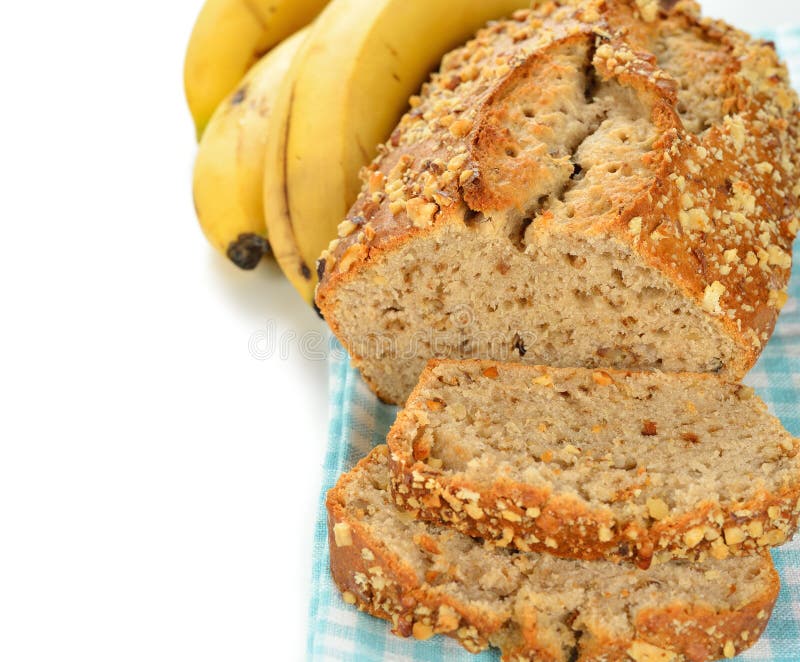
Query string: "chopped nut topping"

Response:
xmin=757 ymin=529 xmax=786 ymax=546
xmin=634 ymin=0 xmax=659 ymax=22
xmin=702 ymin=281 xmax=727 ymax=314
xmin=710 ymin=538 xmax=730 ymax=560
xmin=342 ymin=591 xmax=357 ymax=605
xmin=769 ymin=289 xmax=789 ymax=309
xmin=464 ymin=502 xmax=484 ymax=520
xmin=459 ymin=169 xmax=475 ymax=186
xmin=502 ymin=510 xmax=522 ymax=522
xmin=767 ymin=245 xmax=791 ymax=269
xmin=449 ymin=118 xmax=472 ymax=138
xmin=368 ymin=171 xmax=386 ymax=194
xmin=337 ymin=243 xmax=367 ymax=274
xmin=421 ymin=492 xmax=441 ymax=508
xmin=725 ymin=115 xmax=747 ymax=153
xmin=406 ymin=197 xmax=439 ymax=228
xmin=442 ymin=490 xmax=463 ymax=513
xmin=337 ymin=220 xmax=358 ymax=238
xmin=730 ymin=181 xmax=756 ymax=214
xmin=333 ymin=522 xmax=353 ymax=547
xmin=497 ymin=527 xmax=514 ymax=547
xmin=724 ymin=526 xmax=746 ymax=545
xmin=596 ymin=43 xmax=614 ymax=60
xmin=447 ymin=153 xmax=468 ymax=172
xmin=683 ymin=527 xmax=705 ymax=549
xmin=647 ymin=498 xmax=670 ymax=521
xmin=723 ymin=641 xmax=736 ymax=659
xmin=747 ymin=520 xmax=764 ymax=538
xmin=412 ymin=622 xmax=434 ymax=641
xmin=436 ymin=605 xmax=459 ymax=633
xmin=598 ymin=525 xmax=613 ymax=542
xmin=456 ymin=488 xmax=480 ymax=502
xmin=679 ymin=208 xmax=711 ymax=233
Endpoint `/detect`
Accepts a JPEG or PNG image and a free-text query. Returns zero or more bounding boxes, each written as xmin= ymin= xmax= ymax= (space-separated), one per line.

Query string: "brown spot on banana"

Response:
xmin=227 ymin=234 xmax=271 ymax=270
xmin=231 ymin=86 xmax=247 ymax=106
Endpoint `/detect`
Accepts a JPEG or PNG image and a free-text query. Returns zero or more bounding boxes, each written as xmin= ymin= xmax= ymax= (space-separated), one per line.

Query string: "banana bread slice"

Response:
xmin=387 ymin=360 xmax=800 ymax=567
xmin=316 ymin=0 xmax=800 ymax=405
xmin=328 ymin=446 xmax=779 ymax=661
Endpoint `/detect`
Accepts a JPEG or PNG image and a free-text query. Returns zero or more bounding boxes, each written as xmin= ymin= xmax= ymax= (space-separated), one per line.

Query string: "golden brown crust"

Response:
xmin=387 ymin=359 xmax=800 ymax=568
xmin=631 ymin=588 xmax=779 ymax=662
xmin=317 ymin=0 xmax=799 ymax=390
xmin=509 ymin=585 xmax=780 ymax=662
xmin=328 ymin=446 xmax=781 ymax=661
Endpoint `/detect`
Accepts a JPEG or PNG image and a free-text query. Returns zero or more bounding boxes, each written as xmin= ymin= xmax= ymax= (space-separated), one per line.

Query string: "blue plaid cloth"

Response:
xmin=307 ymin=28 xmax=800 ymax=662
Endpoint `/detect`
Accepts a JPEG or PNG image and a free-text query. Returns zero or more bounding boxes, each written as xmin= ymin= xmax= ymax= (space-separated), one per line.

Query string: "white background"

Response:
xmin=0 ymin=1 xmax=795 ymax=660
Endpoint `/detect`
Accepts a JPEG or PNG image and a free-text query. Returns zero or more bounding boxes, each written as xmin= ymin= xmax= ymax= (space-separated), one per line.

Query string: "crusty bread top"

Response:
xmin=317 ymin=0 xmax=800 ymax=360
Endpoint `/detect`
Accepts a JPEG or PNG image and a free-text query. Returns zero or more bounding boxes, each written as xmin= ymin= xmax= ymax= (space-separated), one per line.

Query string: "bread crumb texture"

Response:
xmin=327 ymin=447 xmax=780 ymax=661
xmin=317 ymin=0 xmax=800 ymax=405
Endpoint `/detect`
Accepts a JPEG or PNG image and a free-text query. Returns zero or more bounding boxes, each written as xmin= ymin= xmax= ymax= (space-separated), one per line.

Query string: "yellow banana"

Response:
xmin=263 ymin=0 xmax=530 ymax=304
xmin=184 ymin=0 xmax=329 ymax=139
xmin=262 ymin=53 xmax=308 ymax=293
xmin=193 ymin=30 xmax=307 ymax=269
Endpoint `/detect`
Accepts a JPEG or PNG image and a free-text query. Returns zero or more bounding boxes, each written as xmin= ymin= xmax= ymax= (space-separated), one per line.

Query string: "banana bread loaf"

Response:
xmin=387 ymin=360 xmax=800 ymax=567
xmin=328 ymin=446 xmax=780 ymax=661
xmin=316 ymin=0 xmax=800 ymax=405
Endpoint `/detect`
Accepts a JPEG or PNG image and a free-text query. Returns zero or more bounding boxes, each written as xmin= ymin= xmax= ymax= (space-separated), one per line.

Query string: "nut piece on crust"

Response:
xmin=316 ymin=0 xmax=800 ymax=406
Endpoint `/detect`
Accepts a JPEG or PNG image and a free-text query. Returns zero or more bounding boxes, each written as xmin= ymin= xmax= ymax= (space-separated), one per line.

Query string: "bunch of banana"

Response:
xmin=193 ymin=30 xmax=307 ymax=269
xmin=186 ymin=0 xmax=528 ymax=296
xmin=184 ymin=0 xmax=329 ymax=140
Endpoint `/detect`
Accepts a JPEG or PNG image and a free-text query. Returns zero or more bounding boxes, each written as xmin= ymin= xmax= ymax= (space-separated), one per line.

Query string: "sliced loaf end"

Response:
xmin=328 ymin=446 xmax=780 ymax=661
